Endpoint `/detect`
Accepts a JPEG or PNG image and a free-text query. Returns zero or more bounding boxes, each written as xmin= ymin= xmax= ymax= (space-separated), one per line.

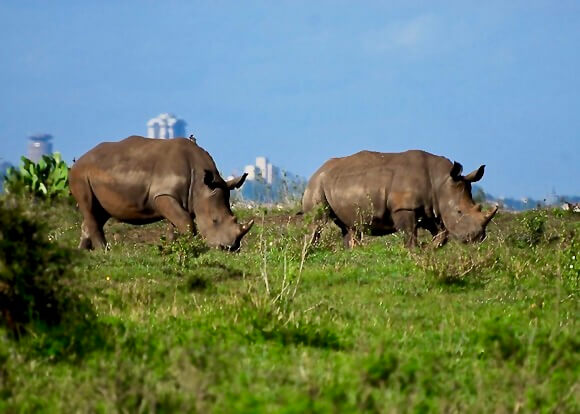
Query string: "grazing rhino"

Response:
xmin=70 ymin=136 xmax=253 ymax=251
xmin=302 ymin=150 xmax=497 ymax=248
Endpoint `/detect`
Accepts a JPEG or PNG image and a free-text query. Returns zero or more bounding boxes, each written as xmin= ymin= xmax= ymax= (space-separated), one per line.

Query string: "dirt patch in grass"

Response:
xmin=104 ymin=211 xmax=305 ymax=246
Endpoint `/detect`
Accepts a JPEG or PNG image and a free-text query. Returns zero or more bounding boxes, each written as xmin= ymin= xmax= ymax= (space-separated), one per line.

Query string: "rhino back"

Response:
xmin=71 ymin=136 xmax=216 ymax=218
xmin=320 ymin=150 xmax=441 ymax=226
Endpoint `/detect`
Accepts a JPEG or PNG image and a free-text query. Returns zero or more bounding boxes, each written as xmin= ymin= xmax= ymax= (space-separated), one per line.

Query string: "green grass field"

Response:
xmin=1 ymin=200 xmax=578 ymax=413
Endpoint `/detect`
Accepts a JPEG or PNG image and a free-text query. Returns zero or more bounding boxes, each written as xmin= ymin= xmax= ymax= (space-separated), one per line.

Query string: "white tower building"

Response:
xmin=146 ymin=113 xmax=187 ymax=139
xmin=255 ymin=156 xmax=268 ymax=182
xmin=243 ymin=156 xmax=280 ymax=184
xmin=27 ymin=134 xmax=53 ymax=162
xmin=238 ymin=156 xmax=303 ymax=202
xmin=244 ymin=165 xmax=257 ymax=180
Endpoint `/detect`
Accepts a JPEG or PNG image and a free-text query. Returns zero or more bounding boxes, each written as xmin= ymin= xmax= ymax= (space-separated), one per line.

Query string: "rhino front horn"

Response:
xmin=483 ymin=205 xmax=498 ymax=226
xmin=240 ymin=219 xmax=254 ymax=237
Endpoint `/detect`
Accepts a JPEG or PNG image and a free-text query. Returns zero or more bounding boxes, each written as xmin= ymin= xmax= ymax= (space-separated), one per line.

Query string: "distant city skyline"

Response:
xmin=1 ymin=2 xmax=579 ymax=199
xmin=236 ymin=156 xmax=306 ymax=203
xmin=244 ymin=156 xmax=280 ymax=185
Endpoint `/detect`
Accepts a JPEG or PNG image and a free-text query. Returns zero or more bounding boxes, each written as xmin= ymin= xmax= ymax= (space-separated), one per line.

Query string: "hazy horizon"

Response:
xmin=1 ymin=1 xmax=579 ymax=199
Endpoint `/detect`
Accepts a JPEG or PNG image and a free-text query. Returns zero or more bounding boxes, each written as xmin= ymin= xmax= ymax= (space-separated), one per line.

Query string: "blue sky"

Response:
xmin=1 ymin=1 xmax=579 ymax=199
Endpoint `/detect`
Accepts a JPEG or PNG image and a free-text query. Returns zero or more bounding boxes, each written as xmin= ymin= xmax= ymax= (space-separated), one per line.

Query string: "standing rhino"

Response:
xmin=70 ymin=136 xmax=253 ymax=250
xmin=302 ymin=150 xmax=497 ymax=248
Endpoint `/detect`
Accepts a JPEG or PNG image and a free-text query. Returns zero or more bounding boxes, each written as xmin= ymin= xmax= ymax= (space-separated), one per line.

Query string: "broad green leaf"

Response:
xmin=38 ymin=158 xmax=47 ymax=171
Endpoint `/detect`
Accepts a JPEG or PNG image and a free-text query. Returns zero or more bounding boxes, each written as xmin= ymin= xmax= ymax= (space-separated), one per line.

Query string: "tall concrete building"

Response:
xmin=238 ymin=156 xmax=308 ymax=203
xmin=27 ymin=134 xmax=53 ymax=162
xmin=146 ymin=113 xmax=187 ymax=139
xmin=244 ymin=156 xmax=280 ymax=184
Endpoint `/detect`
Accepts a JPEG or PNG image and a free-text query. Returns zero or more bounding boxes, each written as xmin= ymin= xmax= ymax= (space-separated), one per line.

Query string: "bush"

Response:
xmin=507 ymin=209 xmax=548 ymax=248
xmin=412 ymin=245 xmax=500 ymax=288
xmin=3 ymin=153 xmax=69 ymax=199
xmin=156 ymin=234 xmax=209 ymax=267
xmin=0 ymin=198 xmax=90 ymax=337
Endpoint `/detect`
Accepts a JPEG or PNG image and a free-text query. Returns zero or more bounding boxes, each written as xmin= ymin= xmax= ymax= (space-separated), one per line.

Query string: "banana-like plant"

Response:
xmin=3 ymin=153 xmax=70 ymax=199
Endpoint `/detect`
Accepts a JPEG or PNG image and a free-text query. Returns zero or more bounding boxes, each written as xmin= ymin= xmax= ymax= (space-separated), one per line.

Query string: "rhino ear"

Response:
xmin=226 ymin=173 xmax=248 ymax=190
xmin=464 ymin=165 xmax=485 ymax=183
xmin=203 ymin=170 xmax=219 ymax=189
xmin=450 ymin=161 xmax=463 ymax=181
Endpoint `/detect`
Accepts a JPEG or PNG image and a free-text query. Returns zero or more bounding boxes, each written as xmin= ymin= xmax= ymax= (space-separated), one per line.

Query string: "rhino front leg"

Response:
xmin=166 ymin=221 xmax=198 ymax=241
xmin=166 ymin=223 xmax=178 ymax=242
xmin=420 ymin=219 xmax=447 ymax=248
xmin=431 ymin=230 xmax=448 ymax=248
xmin=154 ymin=195 xmax=195 ymax=234
xmin=393 ymin=210 xmax=418 ymax=248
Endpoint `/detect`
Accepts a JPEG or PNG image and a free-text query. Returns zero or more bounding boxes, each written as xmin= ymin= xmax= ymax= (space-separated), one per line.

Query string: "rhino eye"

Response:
xmin=457 ymin=209 xmax=462 ymax=215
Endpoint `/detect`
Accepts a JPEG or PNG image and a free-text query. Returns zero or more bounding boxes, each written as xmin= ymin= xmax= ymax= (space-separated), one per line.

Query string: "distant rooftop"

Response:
xmin=146 ymin=113 xmax=180 ymax=126
xmin=147 ymin=113 xmax=187 ymax=139
xmin=28 ymin=133 xmax=53 ymax=142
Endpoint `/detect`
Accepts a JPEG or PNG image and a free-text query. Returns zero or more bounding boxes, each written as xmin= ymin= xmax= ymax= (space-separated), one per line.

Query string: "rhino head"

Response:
xmin=437 ymin=162 xmax=497 ymax=243
xmin=194 ymin=171 xmax=254 ymax=251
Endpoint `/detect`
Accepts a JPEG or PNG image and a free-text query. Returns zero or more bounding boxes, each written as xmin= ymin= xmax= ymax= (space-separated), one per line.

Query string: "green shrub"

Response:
xmin=156 ymin=234 xmax=209 ymax=267
xmin=243 ymin=305 xmax=345 ymax=350
xmin=0 ymin=198 xmax=90 ymax=337
xmin=507 ymin=209 xmax=548 ymax=248
xmin=3 ymin=153 xmax=69 ymax=199
xmin=561 ymin=239 xmax=579 ymax=292
xmin=184 ymin=262 xmax=243 ymax=292
xmin=412 ymin=245 xmax=500 ymax=288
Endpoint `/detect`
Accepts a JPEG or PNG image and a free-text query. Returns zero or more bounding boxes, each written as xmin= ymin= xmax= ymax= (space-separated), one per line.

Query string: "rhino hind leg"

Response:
xmin=71 ymin=178 xmax=109 ymax=250
xmin=154 ymin=195 xmax=195 ymax=234
xmin=392 ymin=210 xmax=418 ymax=248
xmin=331 ymin=219 xmax=357 ymax=249
xmin=342 ymin=227 xmax=357 ymax=249
xmin=79 ymin=222 xmax=93 ymax=250
xmin=79 ymin=213 xmax=108 ymax=250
